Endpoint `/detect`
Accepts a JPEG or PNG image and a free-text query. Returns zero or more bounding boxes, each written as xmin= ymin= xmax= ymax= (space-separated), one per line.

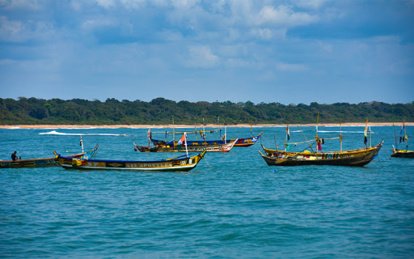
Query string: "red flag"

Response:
xmin=177 ymin=133 xmax=186 ymax=145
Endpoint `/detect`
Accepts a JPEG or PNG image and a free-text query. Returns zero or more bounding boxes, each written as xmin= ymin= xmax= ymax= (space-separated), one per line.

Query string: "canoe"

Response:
xmin=391 ymin=149 xmax=414 ymax=158
xmin=134 ymin=138 xmax=238 ymax=153
xmin=56 ymin=150 xmax=206 ymax=172
xmin=259 ymin=141 xmax=383 ymax=167
xmin=151 ymin=132 xmax=263 ymax=148
xmin=0 ymin=144 xmax=99 ymax=169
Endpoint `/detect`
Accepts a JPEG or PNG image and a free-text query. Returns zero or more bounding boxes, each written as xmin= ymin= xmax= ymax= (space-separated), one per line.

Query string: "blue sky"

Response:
xmin=0 ymin=0 xmax=413 ymax=104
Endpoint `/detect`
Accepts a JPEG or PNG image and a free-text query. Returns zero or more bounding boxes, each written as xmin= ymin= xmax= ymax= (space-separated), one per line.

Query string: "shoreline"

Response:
xmin=0 ymin=122 xmax=412 ymax=129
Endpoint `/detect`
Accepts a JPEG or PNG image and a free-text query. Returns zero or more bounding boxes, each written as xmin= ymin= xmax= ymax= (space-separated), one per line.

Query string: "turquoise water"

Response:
xmin=1 ymin=126 xmax=413 ymax=258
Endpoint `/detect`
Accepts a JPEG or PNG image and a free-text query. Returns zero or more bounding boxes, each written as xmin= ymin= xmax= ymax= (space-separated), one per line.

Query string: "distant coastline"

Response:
xmin=0 ymin=122 xmax=412 ymax=129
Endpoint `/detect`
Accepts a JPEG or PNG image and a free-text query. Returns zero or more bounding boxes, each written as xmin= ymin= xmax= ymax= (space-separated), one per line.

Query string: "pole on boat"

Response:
xmin=219 ymin=116 xmax=221 ymax=139
xmin=80 ymin=136 xmax=84 ymax=153
xmin=184 ymin=132 xmax=188 ymax=157
xmin=316 ymin=113 xmax=319 ymax=153
xmin=364 ymin=118 xmax=368 ymax=148
xmin=393 ymin=123 xmax=398 ymax=150
xmin=404 ymin=120 xmax=408 ymax=150
xmin=339 ymin=119 xmax=342 ymax=152
xmin=225 ymin=125 xmax=227 ymax=144
xmin=195 ymin=116 xmax=197 ymax=140
xmin=203 ymin=117 xmax=206 ymax=146
xmin=274 ymin=134 xmax=278 ymax=150
xmin=369 ymin=125 xmax=372 ymax=148
xmin=173 ymin=116 xmax=175 ymax=148
xmin=285 ymin=124 xmax=289 ymax=151
xmin=147 ymin=128 xmax=151 ymax=147
xmin=298 ymin=125 xmax=315 ymax=153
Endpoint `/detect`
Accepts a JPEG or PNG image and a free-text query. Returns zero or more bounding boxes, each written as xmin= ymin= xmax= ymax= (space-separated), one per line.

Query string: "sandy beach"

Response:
xmin=0 ymin=122 xmax=412 ymax=129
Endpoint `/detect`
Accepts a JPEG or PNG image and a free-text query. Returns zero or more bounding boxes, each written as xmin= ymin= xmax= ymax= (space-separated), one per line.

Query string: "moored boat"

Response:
xmin=391 ymin=149 xmax=414 ymax=158
xmin=391 ymin=121 xmax=413 ymax=158
xmin=0 ymin=143 xmax=99 ymax=169
xmin=55 ymin=150 xmax=206 ymax=172
xmin=134 ymin=138 xmax=238 ymax=153
xmin=151 ymin=132 xmax=263 ymax=148
xmin=260 ymin=115 xmax=383 ymax=167
xmin=260 ymin=141 xmax=383 ymax=166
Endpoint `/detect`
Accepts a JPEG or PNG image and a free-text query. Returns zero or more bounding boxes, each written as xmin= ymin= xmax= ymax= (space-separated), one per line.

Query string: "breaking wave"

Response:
xmin=39 ymin=130 xmax=133 ymax=136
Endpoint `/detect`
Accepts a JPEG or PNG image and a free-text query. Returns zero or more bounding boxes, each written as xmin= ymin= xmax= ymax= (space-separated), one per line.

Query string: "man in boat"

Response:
xmin=11 ymin=151 xmax=18 ymax=161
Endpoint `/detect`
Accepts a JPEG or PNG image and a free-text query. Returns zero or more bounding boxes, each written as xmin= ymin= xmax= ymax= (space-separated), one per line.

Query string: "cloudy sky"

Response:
xmin=0 ymin=0 xmax=413 ymax=104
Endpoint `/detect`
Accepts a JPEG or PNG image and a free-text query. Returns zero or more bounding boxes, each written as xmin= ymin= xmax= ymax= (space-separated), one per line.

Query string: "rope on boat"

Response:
xmin=204 ymin=158 xmax=215 ymax=171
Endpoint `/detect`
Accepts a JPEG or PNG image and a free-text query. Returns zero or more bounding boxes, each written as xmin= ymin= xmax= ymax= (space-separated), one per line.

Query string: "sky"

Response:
xmin=0 ymin=0 xmax=413 ymax=105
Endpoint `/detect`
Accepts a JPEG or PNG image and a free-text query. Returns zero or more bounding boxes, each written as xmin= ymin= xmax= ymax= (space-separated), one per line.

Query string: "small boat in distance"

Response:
xmin=134 ymin=138 xmax=238 ymax=153
xmin=391 ymin=120 xmax=414 ymax=158
xmin=150 ymin=132 xmax=263 ymax=148
xmin=55 ymin=150 xmax=206 ymax=172
xmin=0 ymin=142 xmax=99 ymax=169
xmin=260 ymin=116 xmax=383 ymax=167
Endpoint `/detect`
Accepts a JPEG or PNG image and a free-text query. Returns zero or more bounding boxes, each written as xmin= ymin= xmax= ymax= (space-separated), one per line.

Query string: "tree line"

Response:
xmin=0 ymin=97 xmax=412 ymax=125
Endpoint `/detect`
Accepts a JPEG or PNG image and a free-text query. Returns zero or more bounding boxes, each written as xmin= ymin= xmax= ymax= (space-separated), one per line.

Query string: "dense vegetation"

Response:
xmin=0 ymin=97 xmax=413 ymax=125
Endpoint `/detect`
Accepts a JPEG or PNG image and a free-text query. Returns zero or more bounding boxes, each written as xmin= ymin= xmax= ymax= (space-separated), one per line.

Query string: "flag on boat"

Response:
xmin=364 ymin=118 xmax=368 ymax=145
xmin=147 ymin=128 xmax=152 ymax=138
xmin=177 ymin=133 xmax=186 ymax=145
xmin=286 ymin=124 xmax=290 ymax=141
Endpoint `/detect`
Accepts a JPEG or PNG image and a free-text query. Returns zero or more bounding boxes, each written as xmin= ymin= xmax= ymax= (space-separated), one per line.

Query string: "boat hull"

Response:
xmin=391 ymin=149 xmax=414 ymax=158
xmin=260 ymin=141 xmax=383 ymax=167
xmin=57 ymin=151 xmax=206 ymax=172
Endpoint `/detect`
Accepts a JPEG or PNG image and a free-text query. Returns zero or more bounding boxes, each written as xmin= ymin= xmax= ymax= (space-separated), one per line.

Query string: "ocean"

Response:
xmin=1 ymin=126 xmax=413 ymax=258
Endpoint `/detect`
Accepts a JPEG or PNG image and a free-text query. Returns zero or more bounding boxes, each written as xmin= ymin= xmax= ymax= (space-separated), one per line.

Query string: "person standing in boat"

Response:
xmin=11 ymin=151 xmax=18 ymax=161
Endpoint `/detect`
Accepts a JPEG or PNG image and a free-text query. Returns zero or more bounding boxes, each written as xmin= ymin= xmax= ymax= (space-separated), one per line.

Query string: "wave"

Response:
xmin=290 ymin=130 xmax=374 ymax=134
xmin=39 ymin=130 xmax=133 ymax=136
xmin=317 ymin=130 xmax=365 ymax=134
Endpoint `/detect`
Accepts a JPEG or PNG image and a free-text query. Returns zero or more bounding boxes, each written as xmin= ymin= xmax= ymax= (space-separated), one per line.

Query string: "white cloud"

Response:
xmin=0 ymin=16 xmax=25 ymax=42
xmin=0 ymin=16 xmax=54 ymax=42
xmin=185 ymin=46 xmax=219 ymax=68
xmin=251 ymin=28 xmax=286 ymax=40
xmin=258 ymin=5 xmax=319 ymax=27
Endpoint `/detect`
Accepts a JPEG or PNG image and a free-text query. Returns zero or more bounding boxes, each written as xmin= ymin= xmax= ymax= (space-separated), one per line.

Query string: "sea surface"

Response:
xmin=0 ymin=126 xmax=413 ymax=258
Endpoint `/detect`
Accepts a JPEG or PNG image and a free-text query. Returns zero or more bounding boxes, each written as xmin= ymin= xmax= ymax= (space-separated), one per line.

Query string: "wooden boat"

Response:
xmin=391 ymin=121 xmax=413 ymax=158
xmin=260 ymin=141 xmax=383 ymax=166
xmin=55 ymin=150 xmax=206 ymax=172
xmin=260 ymin=115 xmax=383 ymax=167
xmin=391 ymin=149 xmax=414 ymax=158
xmin=0 ymin=144 xmax=99 ymax=169
xmin=134 ymin=138 xmax=238 ymax=153
xmin=151 ymin=132 xmax=263 ymax=148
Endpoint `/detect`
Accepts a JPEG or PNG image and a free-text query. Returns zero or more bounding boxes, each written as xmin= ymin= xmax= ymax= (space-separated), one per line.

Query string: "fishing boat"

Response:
xmin=151 ymin=132 xmax=263 ymax=148
xmin=148 ymin=116 xmax=262 ymax=148
xmin=55 ymin=150 xmax=206 ymax=172
xmin=391 ymin=120 xmax=414 ymax=158
xmin=134 ymin=138 xmax=238 ymax=153
xmin=260 ymin=116 xmax=383 ymax=167
xmin=136 ymin=126 xmax=239 ymax=153
xmin=0 ymin=143 xmax=99 ymax=169
xmin=260 ymin=142 xmax=383 ymax=166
